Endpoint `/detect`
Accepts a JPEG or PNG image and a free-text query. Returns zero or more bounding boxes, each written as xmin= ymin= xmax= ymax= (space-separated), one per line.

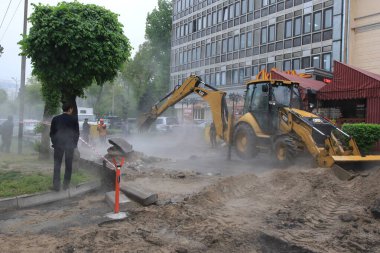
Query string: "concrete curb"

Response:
xmin=0 ymin=180 xmax=101 ymax=211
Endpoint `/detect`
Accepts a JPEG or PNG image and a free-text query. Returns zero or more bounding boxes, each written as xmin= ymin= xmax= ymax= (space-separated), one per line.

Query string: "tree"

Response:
xmin=19 ymin=2 xmax=131 ymax=158
xmin=123 ymin=0 xmax=172 ymax=113
xmin=0 ymin=89 xmax=7 ymax=104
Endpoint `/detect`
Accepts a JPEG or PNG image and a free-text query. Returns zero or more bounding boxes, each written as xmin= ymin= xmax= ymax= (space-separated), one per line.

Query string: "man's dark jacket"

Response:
xmin=50 ymin=113 xmax=79 ymax=149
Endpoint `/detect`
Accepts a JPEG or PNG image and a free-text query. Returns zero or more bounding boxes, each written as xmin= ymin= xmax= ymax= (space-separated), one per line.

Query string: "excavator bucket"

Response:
xmin=331 ymin=155 xmax=380 ymax=180
xmin=138 ymin=111 xmax=157 ymax=132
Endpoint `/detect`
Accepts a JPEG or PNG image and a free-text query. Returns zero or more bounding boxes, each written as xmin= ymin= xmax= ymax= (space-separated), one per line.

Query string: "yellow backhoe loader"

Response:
xmin=139 ymin=74 xmax=380 ymax=171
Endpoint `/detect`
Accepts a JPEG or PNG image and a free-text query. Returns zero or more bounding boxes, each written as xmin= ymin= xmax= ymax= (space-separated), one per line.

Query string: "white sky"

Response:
xmin=0 ymin=0 xmax=158 ymax=82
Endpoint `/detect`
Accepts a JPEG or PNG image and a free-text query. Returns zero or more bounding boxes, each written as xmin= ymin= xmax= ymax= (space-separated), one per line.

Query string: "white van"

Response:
xmin=78 ymin=107 xmax=97 ymax=126
xmin=155 ymin=116 xmax=180 ymax=132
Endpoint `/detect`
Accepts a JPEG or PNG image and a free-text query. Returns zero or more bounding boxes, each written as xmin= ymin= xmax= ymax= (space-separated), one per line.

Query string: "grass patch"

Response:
xmin=0 ymin=170 xmax=93 ymax=198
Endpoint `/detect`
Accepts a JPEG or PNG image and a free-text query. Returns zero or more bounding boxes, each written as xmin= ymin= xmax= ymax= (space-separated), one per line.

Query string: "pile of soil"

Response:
xmin=0 ymin=163 xmax=379 ymax=252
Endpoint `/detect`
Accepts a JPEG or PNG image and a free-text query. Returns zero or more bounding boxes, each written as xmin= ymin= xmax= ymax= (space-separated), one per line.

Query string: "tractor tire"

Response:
xmin=273 ymin=136 xmax=297 ymax=167
xmin=233 ymin=123 xmax=258 ymax=159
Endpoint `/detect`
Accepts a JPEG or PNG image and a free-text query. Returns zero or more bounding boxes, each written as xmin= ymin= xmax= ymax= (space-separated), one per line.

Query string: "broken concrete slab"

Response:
xmin=105 ymin=191 xmax=134 ymax=210
xmin=120 ymin=183 xmax=157 ymax=206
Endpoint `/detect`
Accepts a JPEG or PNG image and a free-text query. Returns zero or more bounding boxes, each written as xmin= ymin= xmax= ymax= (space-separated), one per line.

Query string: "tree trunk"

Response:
xmin=39 ymin=104 xmax=53 ymax=160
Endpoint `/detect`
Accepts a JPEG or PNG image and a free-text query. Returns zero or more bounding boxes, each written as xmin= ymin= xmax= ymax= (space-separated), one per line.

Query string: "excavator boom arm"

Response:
xmin=139 ymin=75 xmax=229 ymax=140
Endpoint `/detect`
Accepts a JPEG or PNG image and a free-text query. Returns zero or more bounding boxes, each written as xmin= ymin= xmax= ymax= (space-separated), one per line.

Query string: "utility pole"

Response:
xmin=18 ymin=0 xmax=28 ymax=154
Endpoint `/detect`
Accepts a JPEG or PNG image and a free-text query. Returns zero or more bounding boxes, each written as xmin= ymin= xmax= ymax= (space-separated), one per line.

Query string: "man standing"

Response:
xmin=82 ymin=118 xmax=90 ymax=144
xmin=0 ymin=116 xmax=14 ymax=153
xmin=50 ymin=103 xmax=79 ymax=191
xmin=97 ymin=118 xmax=107 ymax=143
xmin=209 ymin=122 xmax=217 ymax=148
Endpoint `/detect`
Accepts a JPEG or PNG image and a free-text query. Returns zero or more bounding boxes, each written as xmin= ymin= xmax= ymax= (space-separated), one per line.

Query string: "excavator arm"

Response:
xmin=139 ymin=75 xmax=231 ymax=141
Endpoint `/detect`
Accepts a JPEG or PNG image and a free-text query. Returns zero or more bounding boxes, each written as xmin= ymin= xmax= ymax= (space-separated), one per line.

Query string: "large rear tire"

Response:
xmin=233 ymin=123 xmax=258 ymax=159
xmin=273 ymin=136 xmax=297 ymax=167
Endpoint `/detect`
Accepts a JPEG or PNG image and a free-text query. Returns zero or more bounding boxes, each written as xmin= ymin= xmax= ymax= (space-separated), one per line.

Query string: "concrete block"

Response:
xmin=17 ymin=190 xmax=69 ymax=208
xmin=105 ymin=191 xmax=134 ymax=210
xmin=120 ymin=183 xmax=158 ymax=206
xmin=69 ymin=180 xmax=101 ymax=198
xmin=0 ymin=197 xmax=18 ymax=211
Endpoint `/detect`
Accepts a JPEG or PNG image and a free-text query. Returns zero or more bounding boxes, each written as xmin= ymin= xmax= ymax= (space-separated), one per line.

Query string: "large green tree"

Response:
xmin=19 ymin=2 xmax=131 ymax=158
xmin=123 ymin=0 xmax=172 ymax=113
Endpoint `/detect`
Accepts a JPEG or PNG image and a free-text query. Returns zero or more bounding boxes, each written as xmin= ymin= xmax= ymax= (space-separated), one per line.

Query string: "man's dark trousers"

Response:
xmin=53 ymin=147 xmax=74 ymax=190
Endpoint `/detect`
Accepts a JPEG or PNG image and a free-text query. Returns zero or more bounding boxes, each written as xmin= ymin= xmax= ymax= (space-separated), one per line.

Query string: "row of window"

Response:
xmin=173 ymin=52 xmax=332 ymax=89
xmin=174 ymin=28 xmax=332 ymax=67
xmin=175 ymin=0 xmax=315 ymax=17
xmin=175 ymin=6 xmax=332 ymax=41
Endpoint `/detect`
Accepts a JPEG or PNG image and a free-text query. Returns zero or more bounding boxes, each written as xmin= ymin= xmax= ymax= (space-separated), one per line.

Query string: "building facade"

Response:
xmin=170 ymin=0 xmax=344 ymax=89
xmin=343 ymin=0 xmax=380 ymax=75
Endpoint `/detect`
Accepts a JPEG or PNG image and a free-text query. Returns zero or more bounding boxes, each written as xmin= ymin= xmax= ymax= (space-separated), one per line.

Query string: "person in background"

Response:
xmin=82 ymin=118 xmax=90 ymax=144
xmin=97 ymin=118 xmax=107 ymax=143
xmin=0 ymin=116 xmax=14 ymax=153
xmin=49 ymin=103 xmax=79 ymax=191
xmin=209 ymin=122 xmax=217 ymax=148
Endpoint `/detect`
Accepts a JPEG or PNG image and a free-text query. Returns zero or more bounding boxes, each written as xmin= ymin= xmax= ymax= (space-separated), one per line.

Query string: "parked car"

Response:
xmin=154 ymin=116 xmax=180 ymax=132
xmin=23 ymin=119 xmax=40 ymax=135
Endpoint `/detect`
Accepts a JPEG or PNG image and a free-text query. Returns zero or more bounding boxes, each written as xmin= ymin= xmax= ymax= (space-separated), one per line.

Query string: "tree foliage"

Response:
xmin=0 ymin=89 xmax=7 ymax=104
xmin=19 ymin=1 xmax=132 ymax=112
xmin=122 ymin=0 xmax=172 ymax=113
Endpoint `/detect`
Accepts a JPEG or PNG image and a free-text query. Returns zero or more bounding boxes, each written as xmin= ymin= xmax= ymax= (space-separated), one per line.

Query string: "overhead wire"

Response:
xmin=0 ymin=0 xmax=13 ymax=31
xmin=0 ymin=0 xmax=22 ymax=43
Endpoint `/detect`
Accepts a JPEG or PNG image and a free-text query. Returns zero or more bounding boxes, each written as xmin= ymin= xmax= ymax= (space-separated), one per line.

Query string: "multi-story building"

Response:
xmin=170 ymin=0 xmax=342 ymax=121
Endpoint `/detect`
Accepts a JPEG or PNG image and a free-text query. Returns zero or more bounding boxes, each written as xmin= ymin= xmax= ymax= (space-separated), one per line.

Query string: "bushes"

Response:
xmin=342 ymin=123 xmax=380 ymax=153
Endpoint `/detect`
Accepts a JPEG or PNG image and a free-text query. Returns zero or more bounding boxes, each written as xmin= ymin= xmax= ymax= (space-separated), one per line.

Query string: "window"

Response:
xmin=252 ymin=65 xmax=259 ymax=76
xmin=253 ymin=29 xmax=260 ymax=46
xmin=228 ymin=37 xmax=234 ymax=52
xmin=222 ymin=39 xmax=228 ymax=53
xmin=216 ymin=72 xmax=221 ymax=86
xmin=207 ymin=14 xmax=212 ymax=27
xmin=206 ymin=43 xmax=211 ymax=57
xmin=247 ymin=31 xmax=253 ymax=47
xmin=268 ymin=25 xmax=275 ymax=42
xmin=234 ymin=35 xmax=240 ymax=50
xmin=211 ymin=42 xmax=216 ymax=56
xmin=235 ymin=2 xmax=240 ymax=17
xmin=187 ymin=50 xmax=191 ymax=62
xmin=276 ymin=22 xmax=284 ymax=40
xmin=240 ymin=33 xmax=246 ymax=49
xmin=312 ymin=55 xmax=320 ymax=68
xmin=324 ymin=8 xmax=332 ymax=29
xmin=293 ymin=58 xmax=300 ymax=70
xmin=285 ymin=20 xmax=292 ymax=38
xmin=192 ymin=48 xmax=196 ymax=61
xmin=248 ymin=0 xmax=254 ymax=12
xmin=202 ymin=16 xmax=207 ymax=29
xmin=261 ymin=27 xmax=267 ymax=44
xmin=232 ymin=69 xmax=239 ymax=84
xmin=229 ymin=5 xmax=235 ymax=19
xmin=242 ymin=0 xmax=247 ymax=14
xmin=221 ymin=71 xmax=226 ymax=85
xmin=218 ymin=9 xmax=223 ymax=23
xmin=262 ymin=0 xmax=269 ymax=7
xmin=179 ymin=52 xmax=183 ymax=64
xmin=212 ymin=11 xmax=217 ymax=25
xmin=303 ymin=14 xmax=311 ymax=33
xmin=314 ymin=11 xmax=322 ymax=31
xmin=223 ymin=7 xmax=229 ymax=21
xmin=283 ymin=60 xmax=291 ymax=71
xmin=323 ymin=53 xmax=331 ymax=71
xmin=294 ymin=17 xmax=301 ymax=36
xmin=197 ymin=18 xmax=202 ymax=30
xmin=301 ymin=56 xmax=310 ymax=68
xmin=196 ymin=47 xmax=201 ymax=60
xmin=239 ymin=68 xmax=244 ymax=83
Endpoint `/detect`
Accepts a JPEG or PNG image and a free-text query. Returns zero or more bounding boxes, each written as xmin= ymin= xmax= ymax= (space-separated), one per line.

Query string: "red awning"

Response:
xmin=318 ymin=61 xmax=380 ymax=100
xmin=270 ymin=69 xmax=326 ymax=91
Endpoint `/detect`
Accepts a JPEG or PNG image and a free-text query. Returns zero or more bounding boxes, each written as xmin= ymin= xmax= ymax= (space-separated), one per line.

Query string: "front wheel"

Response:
xmin=273 ymin=136 xmax=297 ymax=167
xmin=233 ymin=123 xmax=258 ymax=159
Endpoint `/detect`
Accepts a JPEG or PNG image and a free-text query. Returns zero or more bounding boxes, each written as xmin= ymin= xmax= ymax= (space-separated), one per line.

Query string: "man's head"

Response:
xmin=100 ymin=119 xmax=104 ymax=124
xmin=62 ymin=102 xmax=74 ymax=114
xmin=84 ymin=118 xmax=88 ymax=122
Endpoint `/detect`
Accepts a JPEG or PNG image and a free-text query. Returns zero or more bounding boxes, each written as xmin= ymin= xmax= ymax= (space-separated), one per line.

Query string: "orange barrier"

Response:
xmin=112 ymin=157 xmax=125 ymax=214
